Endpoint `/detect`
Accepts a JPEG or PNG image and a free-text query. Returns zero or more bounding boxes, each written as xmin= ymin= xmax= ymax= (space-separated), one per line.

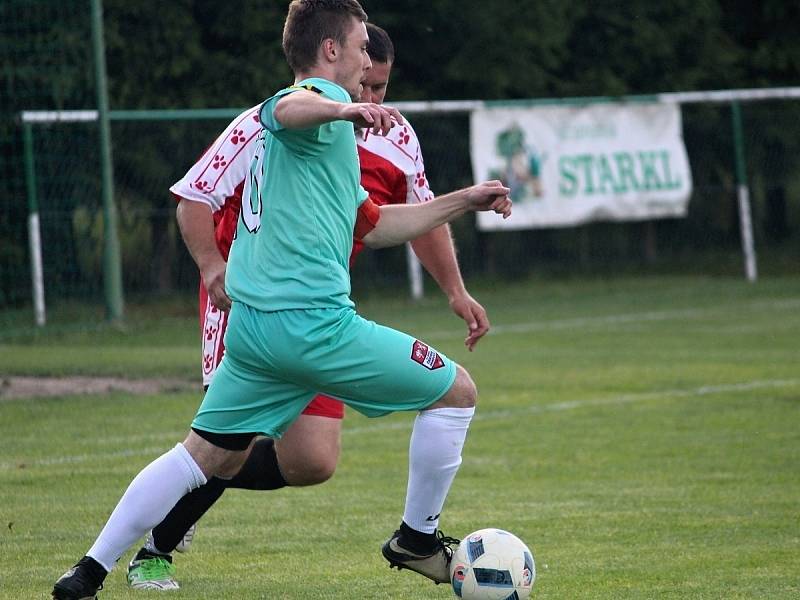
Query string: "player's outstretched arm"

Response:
xmin=176 ymin=199 xmax=231 ymax=312
xmin=274 ymin=90 xmax=402 ymax=135
xmin=361 ymin=180 xmax=512 ymax=249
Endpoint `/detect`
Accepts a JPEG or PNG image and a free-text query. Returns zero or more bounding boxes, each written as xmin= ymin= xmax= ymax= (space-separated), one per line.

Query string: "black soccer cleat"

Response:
xmin=52 ymin=557 xmax=104 ymax=600
xmin=381 ymin=529 xmax=460 ymax=585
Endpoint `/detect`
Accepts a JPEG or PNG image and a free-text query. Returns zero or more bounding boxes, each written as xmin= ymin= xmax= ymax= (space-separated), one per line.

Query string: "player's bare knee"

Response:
xmin=277 ymin=436 xmax=340 ymax=486
xmin=283 ymin=454 xmax=337 ymax=486
xmin=294 ymin=453 xmax=337 ymax=486
xmin=430 ymin=365 xmax=477 ymax=410
xmin=183 ymin=430 xmax=250 ymax=479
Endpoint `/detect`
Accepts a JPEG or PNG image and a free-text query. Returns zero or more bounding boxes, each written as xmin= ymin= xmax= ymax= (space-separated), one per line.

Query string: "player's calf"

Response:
xmin=174 ymin=523 xmax=196 ymax=553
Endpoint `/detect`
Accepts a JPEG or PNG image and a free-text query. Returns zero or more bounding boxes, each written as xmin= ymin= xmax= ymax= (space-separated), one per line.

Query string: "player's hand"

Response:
xmin=341 ymin=103 xmax=403 ymax=135
xmin=201 ymin=259 xmax=231 ymax=312
xmin=466 ymin=180 xmax=513 ymax=219
xmin=449 ymin=292 xmax=490 ymax=351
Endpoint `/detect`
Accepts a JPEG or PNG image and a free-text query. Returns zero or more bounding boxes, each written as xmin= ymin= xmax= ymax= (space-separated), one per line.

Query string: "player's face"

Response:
xmin=335 ymin=18 xmax=371 ymax=100
xmin=359 ymin=60 xmax=392 ymax=105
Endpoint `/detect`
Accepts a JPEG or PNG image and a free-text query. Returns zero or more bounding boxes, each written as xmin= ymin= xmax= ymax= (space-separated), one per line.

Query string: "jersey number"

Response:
xmin=241 ymin=132 xmax=266 ymax=234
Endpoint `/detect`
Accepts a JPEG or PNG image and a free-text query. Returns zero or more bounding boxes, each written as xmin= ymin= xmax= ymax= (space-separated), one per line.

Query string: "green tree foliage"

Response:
xmin=96 ymin=0 xmax=800 ymax=106
xmin=103 ymin=0 xmax=289 ymax=109
xmin=364 ymin=0 xmax=573 ymax=100
xmin=720 ymin=0 xmax=800 ymax=87
xmin=556 ymin=1 xmax=741 ymax=96
xmin=2 ymin=1 xmax=799 ymax=307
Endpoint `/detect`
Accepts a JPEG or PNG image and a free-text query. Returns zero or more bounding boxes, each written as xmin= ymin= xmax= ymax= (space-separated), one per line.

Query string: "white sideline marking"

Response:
xmin=422 ymin=298 xmax=800 ymax=341
xmin=3 ymin=378 xmax=795 ymax=471
xmin=343 ymin=378 xmax=799 ymax=435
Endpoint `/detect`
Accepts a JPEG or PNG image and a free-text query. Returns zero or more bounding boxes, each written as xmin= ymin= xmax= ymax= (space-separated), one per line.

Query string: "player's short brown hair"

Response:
xmin=283 ymin=0 xmax=368 ymax=74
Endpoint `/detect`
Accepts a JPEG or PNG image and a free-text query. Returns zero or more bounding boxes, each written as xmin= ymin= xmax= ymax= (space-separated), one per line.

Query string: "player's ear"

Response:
xmin=322 ymin=38 xmax=337 ymax=62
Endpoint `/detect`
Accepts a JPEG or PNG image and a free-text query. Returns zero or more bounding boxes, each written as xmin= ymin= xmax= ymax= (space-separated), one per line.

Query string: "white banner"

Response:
xmin=471 ymin=102 xmax=692 ymax=230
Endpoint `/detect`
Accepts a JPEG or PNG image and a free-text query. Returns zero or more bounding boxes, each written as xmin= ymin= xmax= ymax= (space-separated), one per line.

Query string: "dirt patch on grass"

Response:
xmin=0 ymin=376 xmax=196 ymax=400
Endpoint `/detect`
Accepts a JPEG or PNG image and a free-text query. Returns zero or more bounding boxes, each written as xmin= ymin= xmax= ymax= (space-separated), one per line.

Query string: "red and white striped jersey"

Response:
xmin=170 ymin=104 xmax=434 ymax=261
xmin=352 ymin=120 xmax=433 ymax=256
xmin=170 ymin=105 xmax=261 ymax=260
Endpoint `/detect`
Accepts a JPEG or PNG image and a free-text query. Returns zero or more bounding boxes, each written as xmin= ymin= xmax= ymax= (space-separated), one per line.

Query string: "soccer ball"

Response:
xmin=449 ymin=528 xmax=535 ymax=599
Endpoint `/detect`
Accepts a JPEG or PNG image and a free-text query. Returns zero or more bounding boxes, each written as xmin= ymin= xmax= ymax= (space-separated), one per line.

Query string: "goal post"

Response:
xmin=731 ymin=101 xmax=757 ymax=283
xmin=20 ymin=110 xmax=105 ymax=327
xmin=22 ymin=122 xmax=45 ymax=326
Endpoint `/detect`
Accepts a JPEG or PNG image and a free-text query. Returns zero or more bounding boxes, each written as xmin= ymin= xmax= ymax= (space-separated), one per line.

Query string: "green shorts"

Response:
xmin=192 ymin=303 xmax=457 ymax=438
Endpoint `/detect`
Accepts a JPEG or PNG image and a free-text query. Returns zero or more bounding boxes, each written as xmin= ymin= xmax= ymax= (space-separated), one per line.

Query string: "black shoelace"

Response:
xmin=435 ymin=530 xmax=461 ymax=556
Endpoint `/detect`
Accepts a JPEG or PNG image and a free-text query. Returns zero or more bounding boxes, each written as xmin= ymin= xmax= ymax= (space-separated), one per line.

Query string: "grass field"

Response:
xmin=1 ymin=275 xmax=799 ymax=599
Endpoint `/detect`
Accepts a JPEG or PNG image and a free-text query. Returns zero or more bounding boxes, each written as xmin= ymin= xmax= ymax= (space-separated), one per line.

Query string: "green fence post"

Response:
xmin=731 ymin=101 xmax=758 ymax=282
xmin=23 ymin=122 xmax=46 ymax=326
xmin=91 ymin=0 xmax=124 ymax=321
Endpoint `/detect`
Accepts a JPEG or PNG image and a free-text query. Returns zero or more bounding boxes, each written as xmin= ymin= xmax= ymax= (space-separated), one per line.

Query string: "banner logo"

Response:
xmin=490 ymin=123 xmax=545 ymax=200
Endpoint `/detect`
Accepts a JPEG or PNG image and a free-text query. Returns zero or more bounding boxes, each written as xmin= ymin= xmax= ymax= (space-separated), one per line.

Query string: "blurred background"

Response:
xmin=1 ymin=0 xmax=798 ymax=327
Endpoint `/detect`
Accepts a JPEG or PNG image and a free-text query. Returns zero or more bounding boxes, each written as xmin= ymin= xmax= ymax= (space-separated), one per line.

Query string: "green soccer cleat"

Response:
xmin=127 ymin=551 xmax=179 ymax=591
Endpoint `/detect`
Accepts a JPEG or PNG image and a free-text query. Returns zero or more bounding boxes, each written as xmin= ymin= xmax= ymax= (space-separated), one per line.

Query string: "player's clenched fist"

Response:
xmin=466 ymin=180 xmax=513 ymax=219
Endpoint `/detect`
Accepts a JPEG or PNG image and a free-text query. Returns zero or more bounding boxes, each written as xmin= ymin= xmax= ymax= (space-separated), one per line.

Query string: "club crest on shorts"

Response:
xmin=411 ymin=340 xmax=444 ymax=370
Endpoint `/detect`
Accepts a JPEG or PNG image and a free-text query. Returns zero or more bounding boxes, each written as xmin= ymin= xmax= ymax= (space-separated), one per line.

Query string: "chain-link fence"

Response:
xmin=0 ymin=0 xmax=96 ymax=309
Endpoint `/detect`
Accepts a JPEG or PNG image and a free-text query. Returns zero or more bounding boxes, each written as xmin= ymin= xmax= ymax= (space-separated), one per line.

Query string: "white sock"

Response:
xmin=402 ymin=407 xmax=475 ymax=533
xmin=87 ymin=443 xmax=207 ymax=571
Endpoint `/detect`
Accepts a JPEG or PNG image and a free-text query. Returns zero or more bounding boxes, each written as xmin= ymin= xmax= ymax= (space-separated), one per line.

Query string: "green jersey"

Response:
xmin=226 ymin=78 xmax=369 ymax=311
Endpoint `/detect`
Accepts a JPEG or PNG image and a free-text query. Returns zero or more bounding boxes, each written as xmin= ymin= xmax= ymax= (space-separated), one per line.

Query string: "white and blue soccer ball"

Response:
xmin=449 ymin=528 xmax=535 ymax=600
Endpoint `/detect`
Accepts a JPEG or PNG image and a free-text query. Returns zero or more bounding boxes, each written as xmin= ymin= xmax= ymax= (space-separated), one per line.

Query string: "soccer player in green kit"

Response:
xmin=52 ymin=2 xmax=511 ymax=597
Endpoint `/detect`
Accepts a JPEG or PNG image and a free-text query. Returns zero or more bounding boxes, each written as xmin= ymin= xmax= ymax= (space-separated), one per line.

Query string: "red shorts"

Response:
xmin=198 ymin=285 xmax=344 ymax=419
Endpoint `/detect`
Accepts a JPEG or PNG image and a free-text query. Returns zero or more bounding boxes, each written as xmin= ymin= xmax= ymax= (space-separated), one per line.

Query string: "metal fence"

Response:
xmin=13 ymin=91 xmax=800 ymax=327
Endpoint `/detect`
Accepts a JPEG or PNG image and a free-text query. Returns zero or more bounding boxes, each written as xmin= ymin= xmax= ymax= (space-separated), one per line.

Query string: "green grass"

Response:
xmin=1 ymin=276 xmax=799 ymax=598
